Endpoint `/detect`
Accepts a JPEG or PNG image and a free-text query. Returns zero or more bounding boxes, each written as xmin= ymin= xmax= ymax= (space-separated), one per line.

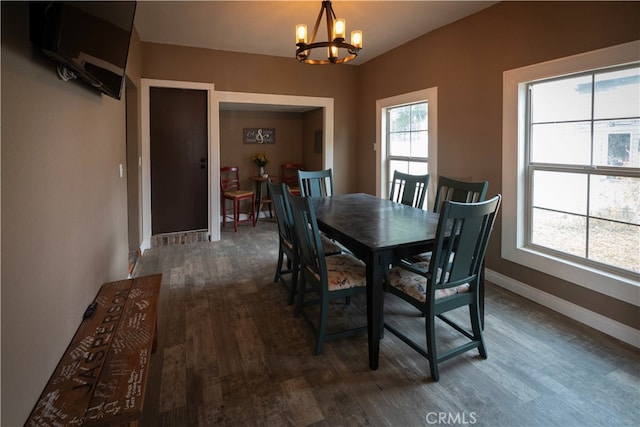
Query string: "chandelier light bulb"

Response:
xmin=351 ymin=30 xmax=362 ymax=48
xmin=329 ymin=45 xmax=338 ymax=59
xmin=333 ymin=18 xmax=346 ymax=40
xmin=296 ymin=24 xmax=308 ymax=44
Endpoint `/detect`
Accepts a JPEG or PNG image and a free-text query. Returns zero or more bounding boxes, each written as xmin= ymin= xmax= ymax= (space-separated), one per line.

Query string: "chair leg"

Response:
xmin=316 ymin=296 xmax=329 ymax=355
xmin=480 ymin=266 xmax=486 ymax=330
xmin=287 ymin=257 xmax=299 ymax=306
xmin=425 ymin=313 xmax=439 ymax=381
xmin=294 ymin=275 xmax=306 ymax=317
xmin=222 ymin=199 xmax=227 ymax=228
xmin=470 ymin=302 xmax=488 ymax=359
xmin=251 ymin=194 xmax=256 ymax=227
xmin=274 ymin=247 xmax=285 ymax=283
xmin=233 ymin=199 xmax=240 ymax=232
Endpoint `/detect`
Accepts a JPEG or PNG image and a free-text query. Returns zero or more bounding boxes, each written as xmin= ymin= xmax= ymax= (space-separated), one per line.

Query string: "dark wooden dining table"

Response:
xmin=312 ymin=193 xmax=441 ymax=370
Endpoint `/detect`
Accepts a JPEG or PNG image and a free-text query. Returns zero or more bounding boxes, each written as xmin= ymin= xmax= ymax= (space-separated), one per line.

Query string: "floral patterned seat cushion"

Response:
xmin=411 ymin=251 xmax=432 ymax=263
xmin=308 ymin=254 xmax=366 ymax=291
xmin=320 ymin=235 xmax=343 ymax=255
xmin=388 ymin=261 xmax=469 ymax=303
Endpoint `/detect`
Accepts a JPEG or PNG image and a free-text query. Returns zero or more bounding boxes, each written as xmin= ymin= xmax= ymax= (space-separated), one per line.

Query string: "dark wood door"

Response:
xmin=150 ymin=87 xmax=208 ymax=234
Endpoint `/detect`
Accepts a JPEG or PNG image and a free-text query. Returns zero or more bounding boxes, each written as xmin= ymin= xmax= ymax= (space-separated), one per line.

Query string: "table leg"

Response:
xmin=366 ymin=252 xmax=387 ymax=370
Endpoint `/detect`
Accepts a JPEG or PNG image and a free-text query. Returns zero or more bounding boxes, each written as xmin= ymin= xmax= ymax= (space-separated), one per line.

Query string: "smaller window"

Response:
xmin=386 ymin=102 xmax=429 ymax=204
xmin=377 ymin=87 xmax=437 ymax=205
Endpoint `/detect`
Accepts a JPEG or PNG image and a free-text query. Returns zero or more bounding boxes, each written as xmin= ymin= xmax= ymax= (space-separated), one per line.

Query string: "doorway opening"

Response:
xmin=140 ymin=83 xmax=334 ymax=250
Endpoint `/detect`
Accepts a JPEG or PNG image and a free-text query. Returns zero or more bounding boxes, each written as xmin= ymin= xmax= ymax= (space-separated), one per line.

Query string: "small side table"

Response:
xmin=250 ymin=175 xmax=275 ymax=221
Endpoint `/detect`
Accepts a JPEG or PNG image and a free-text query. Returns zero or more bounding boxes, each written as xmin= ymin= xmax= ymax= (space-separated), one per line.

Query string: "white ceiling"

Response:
xmin=134 ymin=1 xmax=498 ymax=66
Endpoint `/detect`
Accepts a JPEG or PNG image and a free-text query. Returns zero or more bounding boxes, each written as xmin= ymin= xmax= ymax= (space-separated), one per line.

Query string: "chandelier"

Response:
xmin=295 ymin=1 xmax=363 ymax=64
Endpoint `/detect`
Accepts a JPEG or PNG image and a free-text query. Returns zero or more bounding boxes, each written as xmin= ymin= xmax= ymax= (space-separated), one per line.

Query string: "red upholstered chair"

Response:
xmin=220 ymin=166 xmax=256 ymax=232
xmin=281 ymin=163 xmax=304 ymax=195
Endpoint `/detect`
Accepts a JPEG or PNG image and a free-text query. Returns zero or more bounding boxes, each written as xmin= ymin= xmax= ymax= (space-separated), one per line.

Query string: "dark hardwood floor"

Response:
xmin=134 ymin=219 xmax=639 ymax=426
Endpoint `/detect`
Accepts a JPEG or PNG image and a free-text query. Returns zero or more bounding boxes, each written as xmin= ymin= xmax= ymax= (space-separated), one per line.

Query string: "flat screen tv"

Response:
xmin=30 ymin=1 xmax=137 ymax=100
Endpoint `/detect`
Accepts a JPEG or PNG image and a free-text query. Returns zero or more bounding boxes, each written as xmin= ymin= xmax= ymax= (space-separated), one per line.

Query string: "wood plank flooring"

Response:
xmin=134 ymin=220 xmax=639 ymax=426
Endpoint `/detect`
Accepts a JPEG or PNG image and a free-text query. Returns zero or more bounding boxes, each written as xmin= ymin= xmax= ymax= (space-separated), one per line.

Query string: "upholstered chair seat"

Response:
xmin=310 ymin=254 xmax=366 ymax=291
xmin=388 ymin=261 xmax=470 ymax=302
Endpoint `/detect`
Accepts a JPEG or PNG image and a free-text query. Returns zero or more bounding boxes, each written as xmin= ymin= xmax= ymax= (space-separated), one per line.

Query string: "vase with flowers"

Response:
xmin=251 ymin=152 xmax=269 ymax=176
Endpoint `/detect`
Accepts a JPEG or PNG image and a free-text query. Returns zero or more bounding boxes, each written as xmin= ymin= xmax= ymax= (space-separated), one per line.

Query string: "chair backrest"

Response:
xmin=220 ymin=166 xmax=241 ymax=192
xmin=433 ymin=176 xmax=489 ymax=213
xmin=389 ymin=170 xmax=430 ymax=209
xmin=298 ymin=169 xmax=334 ymax=197
xmin=286 ymin=191 xmax=327 ymax=286
xmin=268 ymin=181 xmax=297 ymax=251
xmin=428 ymin=195 xmax=501 ymax=298
xmin=281 ymin=163 xmax=304 ymax=188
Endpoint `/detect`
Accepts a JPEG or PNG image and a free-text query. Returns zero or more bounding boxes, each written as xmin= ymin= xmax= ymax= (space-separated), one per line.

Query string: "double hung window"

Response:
xmin=502 ymin=41 xmax=640 ymax=303
xmin=526 ymin=65 xmax=640 ymax=275
xmin=377 ymin=87 xmax=437 ymax=207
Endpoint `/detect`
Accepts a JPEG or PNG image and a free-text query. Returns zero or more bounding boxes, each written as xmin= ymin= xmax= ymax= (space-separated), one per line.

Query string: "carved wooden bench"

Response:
xmin=26 ymin=274 xmax=162 ymax=426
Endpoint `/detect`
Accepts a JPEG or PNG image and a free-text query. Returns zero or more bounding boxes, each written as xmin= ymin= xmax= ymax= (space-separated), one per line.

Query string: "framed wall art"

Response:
xmin=243 ymin=128 xmax=275 ymax=144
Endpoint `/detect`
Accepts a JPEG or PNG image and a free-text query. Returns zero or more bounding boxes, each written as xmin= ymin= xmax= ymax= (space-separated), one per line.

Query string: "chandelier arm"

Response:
xmin=325 ymin=3 xmax=333 ymax=47
xmin=327 ymin=1 xmax=337 ymax=21
xmin=309 ymin=2 xmax=325 ymax=44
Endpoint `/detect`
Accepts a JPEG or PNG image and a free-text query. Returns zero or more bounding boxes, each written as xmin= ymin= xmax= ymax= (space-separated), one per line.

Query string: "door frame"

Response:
xmin=141 ymin=82 xmax=334 ymax=249
xmin=212 ymin=92 xmax=334 ymax=241
xmin=141 ymin=79 xmax=216 ymax=251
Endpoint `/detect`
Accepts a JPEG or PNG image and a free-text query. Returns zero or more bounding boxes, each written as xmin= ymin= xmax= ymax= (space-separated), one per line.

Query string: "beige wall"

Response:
xmin=220 ymin=110 xmax=305 ymax=186
xmin=302 ymin=108 xmax=325 ymax=172
xmin=142 ymin=43 xmax=361 ymax=194
xmin=1 ymin=3 xmax=140 ymax=425
xmin=219 ymin=108 xmax=326 ymax=193
xmin=358 ymin=1 xmax=640 ymax=329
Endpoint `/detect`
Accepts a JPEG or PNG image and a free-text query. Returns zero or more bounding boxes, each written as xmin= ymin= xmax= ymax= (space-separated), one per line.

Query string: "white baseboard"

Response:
xmin=485 ymin=269 xmax=640 ymax=349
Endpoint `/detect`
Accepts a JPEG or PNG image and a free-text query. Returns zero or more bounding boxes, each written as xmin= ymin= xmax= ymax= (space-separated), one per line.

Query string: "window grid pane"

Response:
xmin=594 ymin=67 xmax=640 ymax=120
xmin=527 ymin=63 xmax=640 ymax=276
xmin=531 ymin=208 xmax=586 ymax=257
xmin=387 ymin=103 xmax=429 ymax=169
xmin=588 ymin=219 xmax=640 ymax=273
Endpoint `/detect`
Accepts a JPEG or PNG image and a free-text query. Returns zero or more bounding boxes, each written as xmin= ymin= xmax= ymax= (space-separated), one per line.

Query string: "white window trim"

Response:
xmin=502 ymin=40 xmax=640 ymax=306
xmin=376 ymin=87 xmax=438 ymax=206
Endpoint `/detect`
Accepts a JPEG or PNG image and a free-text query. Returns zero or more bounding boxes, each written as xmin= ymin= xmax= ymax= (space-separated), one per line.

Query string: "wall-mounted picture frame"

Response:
xmin=243 ymin=128 xmax=275 ymax=144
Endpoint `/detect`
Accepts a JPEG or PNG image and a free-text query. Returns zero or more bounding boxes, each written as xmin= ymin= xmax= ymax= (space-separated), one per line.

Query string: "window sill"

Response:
xmin=502 ymin=244 xmax=640 ymax=307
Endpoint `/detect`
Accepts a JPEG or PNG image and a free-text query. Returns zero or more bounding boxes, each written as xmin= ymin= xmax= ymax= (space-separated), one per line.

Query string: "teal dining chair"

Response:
xmin=433 ymin=176 xmax=489 ymax=214
xmin=269 ymin=181 xmax=342 ymax=305
xmin=389 ymin=170 xmax=430 ymax=209
xmin=286 ymin=189 xmax=367 ymax=354
xmin=384 ymin=195 xmax=502 ymax=381
xmin=412 ymin=176 xmax=489 ymax=263
xmin=269 ymin=181 xmax=300 ymax=305
xmin=298 ymin=169 xmax=334 ymax=197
